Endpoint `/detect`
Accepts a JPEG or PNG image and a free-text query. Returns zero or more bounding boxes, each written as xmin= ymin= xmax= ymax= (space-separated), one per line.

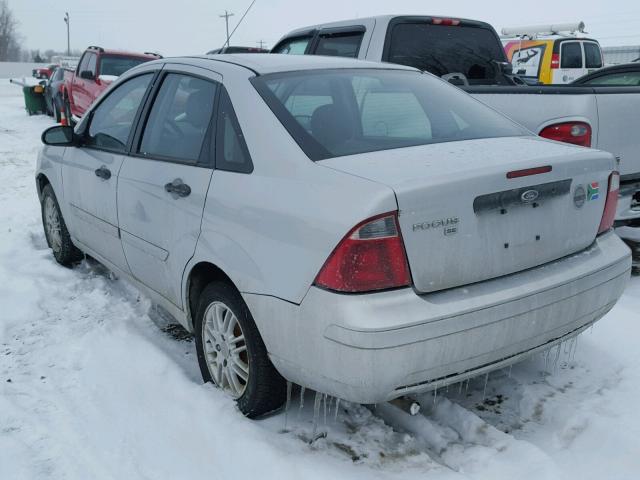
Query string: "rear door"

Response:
xmin=62 ymin=71 xmax=155 ymax=271
xmin=554 ymin=40 xmax=584 ymax=84
xmin=583 ymin=41 xmax=603 ymax=75
xmin=311 ymin=26 xmax=367 ymax=59
xmin=117 ymin=66 xmax=218 ymax=307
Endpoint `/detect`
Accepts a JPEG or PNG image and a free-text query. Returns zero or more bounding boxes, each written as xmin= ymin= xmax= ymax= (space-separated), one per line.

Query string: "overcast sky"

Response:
xmin=10 ymin=0 xmax=640 ymax=55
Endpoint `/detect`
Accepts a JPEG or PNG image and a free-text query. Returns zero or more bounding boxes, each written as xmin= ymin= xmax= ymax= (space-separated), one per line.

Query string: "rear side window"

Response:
xmin=215 ymin=88 xmax=253 ymax=173
xmin=315 ymin=31 xmax=364 ymax=58
xmin=85 ymin=73 xmax=153 ymax=152
xmin=584 ymin=43 xmax=603 ymax=68
xmin=252 ymin=69 xmax=528 ymax=161
xmin=561 ymin=42 xmax=582 ymax=68
xmin=272 ymin=36 xmax=311 ymax=55
xmin=385 ymin=23 xmax=508 ymax=85
xmin=139 ymin=73 xmax=217 ymax=163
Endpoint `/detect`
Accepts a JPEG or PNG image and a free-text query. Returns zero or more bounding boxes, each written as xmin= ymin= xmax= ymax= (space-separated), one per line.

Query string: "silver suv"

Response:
xmin=36 ymin=54 xmax=631 ymax=417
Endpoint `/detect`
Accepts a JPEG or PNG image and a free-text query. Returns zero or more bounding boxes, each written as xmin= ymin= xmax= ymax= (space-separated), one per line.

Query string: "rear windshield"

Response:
xmin=100 ymin=56 xmax=149 ymax=76
xmin=252 ymin=69 xmax=529 ymax=161
xmin=385 ymin=23 xmax=509 ymax=85
xmin=561 ymin=42 xmax=582 ymax=68
xmin=584 ymin=42 xmax=603 ymax=69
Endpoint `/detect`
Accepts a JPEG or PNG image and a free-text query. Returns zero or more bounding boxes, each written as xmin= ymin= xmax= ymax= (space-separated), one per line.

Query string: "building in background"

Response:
xmin=602 ymin=45 xmax=640 ymax=65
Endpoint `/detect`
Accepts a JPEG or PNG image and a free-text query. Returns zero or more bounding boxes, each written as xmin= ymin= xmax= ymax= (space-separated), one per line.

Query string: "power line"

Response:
xmin=226 ymin=0 xmax=257 ymax=45
xmin=257 ymin=40 xmax=266 ymax=49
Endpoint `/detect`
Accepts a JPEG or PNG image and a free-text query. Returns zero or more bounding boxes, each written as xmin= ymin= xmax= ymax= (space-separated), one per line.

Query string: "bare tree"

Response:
xmin=0 ymin=0 xmax=20 ymax=61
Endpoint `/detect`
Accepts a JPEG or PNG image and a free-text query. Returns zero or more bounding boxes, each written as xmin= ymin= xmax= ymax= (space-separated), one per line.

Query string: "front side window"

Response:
xmin=85 ymin=73 xmax=153 ymax=152
xmin=315 ymin=32 xmax=364 ymax=58
xmin=386 ymin=23 xmax=508 ymax=85
xmin=584 ymin=71 xmax=640 ymax=86
xmin=253 ymin=69 xmax=529 ymax=161
xmin=584 ymin=42 xmax=603 ymax=69
xmin=272 ymin=36 xmax=311 ymax=55
xmin=561 ymin=42 xmax=582 ymax=68
xmin=139 ymin=73 xmax=217 ymax=162
xmin=100 ymin=55 xmax=149 ymax=77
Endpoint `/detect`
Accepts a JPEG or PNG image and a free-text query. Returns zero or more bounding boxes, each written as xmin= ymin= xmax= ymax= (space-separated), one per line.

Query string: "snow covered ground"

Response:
xmin=1 ymin=78 xmax=639 ymax=480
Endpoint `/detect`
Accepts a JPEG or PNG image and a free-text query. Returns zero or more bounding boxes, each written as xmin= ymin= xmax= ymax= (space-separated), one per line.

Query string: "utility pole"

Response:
xmin=219 ymin=10 xmax=234 ymax=48
xmin=257 ymin=40 xmax=266 ymax=49
xmin=63 ymin=12 xmax=70 ymax=55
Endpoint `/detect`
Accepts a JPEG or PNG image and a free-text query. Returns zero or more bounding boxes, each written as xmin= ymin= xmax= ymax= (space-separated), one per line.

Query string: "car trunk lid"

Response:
xmin=320 ymin=136 xmax=614 ymax=293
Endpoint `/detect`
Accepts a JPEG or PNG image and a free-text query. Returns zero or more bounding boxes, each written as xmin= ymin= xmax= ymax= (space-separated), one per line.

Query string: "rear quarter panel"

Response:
xmin=184 ymin=67 xmax=398 ymax=305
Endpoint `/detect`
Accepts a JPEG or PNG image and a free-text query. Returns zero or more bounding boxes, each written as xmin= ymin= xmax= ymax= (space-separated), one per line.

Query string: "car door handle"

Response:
xmin=94 ymin=166 xmax=111 ymax=180
xmin=164 ymin=179 xmax=191 ymax=198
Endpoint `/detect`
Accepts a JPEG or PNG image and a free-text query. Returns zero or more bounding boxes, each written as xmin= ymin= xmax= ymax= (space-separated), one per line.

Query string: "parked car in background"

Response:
xmin=62 ymin=46 xmax=161 ymax=122
xmin=36 ymin=54 xmax=630 ymax=417
xmin=32 ymin=64 xmax=57 ymax=80
xmin=272 ymin=15 xmax=521 ymax=85
xmin=502 ymin=32 xmax=603 ymax=85
xmin=207 ymin=46 xmax=268 ymax=54
xmin=571 ymin=62 xmax=640 ymax=85
xmin=275 ymin=14 xmax=640 ymax=269
xmin=43 ymin=66 xmax=67 ymax=122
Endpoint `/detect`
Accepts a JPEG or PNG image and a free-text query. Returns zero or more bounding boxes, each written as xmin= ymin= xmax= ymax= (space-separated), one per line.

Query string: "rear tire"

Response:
xmin=41 ymin=184 xmax=83 ymax=266
xmin=194 ymin=281 xmax=286 ymax=418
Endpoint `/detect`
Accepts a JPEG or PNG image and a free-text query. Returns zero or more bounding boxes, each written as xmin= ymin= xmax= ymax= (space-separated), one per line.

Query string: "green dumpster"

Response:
xmin=22 ymin=84 xmax=47 ymax=116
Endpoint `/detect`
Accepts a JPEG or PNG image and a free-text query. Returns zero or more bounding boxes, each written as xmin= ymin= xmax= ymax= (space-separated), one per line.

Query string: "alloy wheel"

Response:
xmin=44 ymin=196 xmax=62 ymax=253
xmin=202 ymin=301 xmax=249 ymax=398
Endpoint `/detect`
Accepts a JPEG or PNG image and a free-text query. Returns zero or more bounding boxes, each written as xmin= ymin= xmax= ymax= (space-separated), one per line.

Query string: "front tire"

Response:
xmin=194 ymin=281 xmax=286 ymax=418
xmin=41 ymin=184 xmax=83 ymax=266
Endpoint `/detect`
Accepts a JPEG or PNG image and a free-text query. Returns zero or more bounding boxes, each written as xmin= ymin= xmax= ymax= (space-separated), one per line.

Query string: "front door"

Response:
xmin=117 ymin=69 xmax=218 ymax=307
xmin=62 ymin=72 xmax=154 ymax=271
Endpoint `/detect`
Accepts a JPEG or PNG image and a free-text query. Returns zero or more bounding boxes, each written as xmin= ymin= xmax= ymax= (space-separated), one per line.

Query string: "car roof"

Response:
xmin=572 ymin=62 xmax=640 ymax=84
xmin=181 ymin=53 xmax=418 ymax=75
xmin=279 ymin=14 xmax=493 ymax=38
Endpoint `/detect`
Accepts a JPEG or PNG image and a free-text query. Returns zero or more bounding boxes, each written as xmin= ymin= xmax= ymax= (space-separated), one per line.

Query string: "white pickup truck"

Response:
xmin=273 ymin=15 xmax=640 ymax=268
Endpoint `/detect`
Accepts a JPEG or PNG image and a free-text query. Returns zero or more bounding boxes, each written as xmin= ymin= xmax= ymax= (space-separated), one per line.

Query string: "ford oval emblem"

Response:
xmin=521 ymin=189 xmax=539 ymax=203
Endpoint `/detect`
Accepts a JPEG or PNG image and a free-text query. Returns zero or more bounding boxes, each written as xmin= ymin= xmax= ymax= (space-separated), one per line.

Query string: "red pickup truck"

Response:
xmin=62 ymin=46 xmax=161 ymax=122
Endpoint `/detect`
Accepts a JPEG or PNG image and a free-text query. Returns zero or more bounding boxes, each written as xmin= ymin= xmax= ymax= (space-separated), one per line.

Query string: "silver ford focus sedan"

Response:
xmin=36 ymin=54 xmax=631 ymax=417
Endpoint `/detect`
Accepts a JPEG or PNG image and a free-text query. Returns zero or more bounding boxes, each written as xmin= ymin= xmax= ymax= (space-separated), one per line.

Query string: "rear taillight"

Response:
xmin=539 ymin=122 xmax=592 ymax=147
xmin=551 ymin=53 xmax=560 ymax=69
xmin=598 ymin=171 xmax=620 ymax=234
xmin=314 ymin=212 xmax=411 ymax=293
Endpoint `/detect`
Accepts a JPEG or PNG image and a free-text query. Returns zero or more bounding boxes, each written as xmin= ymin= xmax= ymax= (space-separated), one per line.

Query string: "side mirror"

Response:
xmin=41 ymin=125 xmax=76 ymax=146
xmin=496 ymin=61 xmax=513 ymax=75
xmin=80 ymin=70 xmax=95 ymax=80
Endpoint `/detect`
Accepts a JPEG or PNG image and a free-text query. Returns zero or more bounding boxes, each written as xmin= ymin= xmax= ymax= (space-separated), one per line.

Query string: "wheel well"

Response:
xmin=36 ymin=173 xmax=50 ymax=199
xmin=187 ymin=262 xmax=236 ymax=327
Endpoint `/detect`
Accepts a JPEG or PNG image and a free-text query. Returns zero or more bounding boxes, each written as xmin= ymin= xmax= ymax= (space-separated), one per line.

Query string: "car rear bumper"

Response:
xmin=244 ymin=231 xmax=631 ymax=404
